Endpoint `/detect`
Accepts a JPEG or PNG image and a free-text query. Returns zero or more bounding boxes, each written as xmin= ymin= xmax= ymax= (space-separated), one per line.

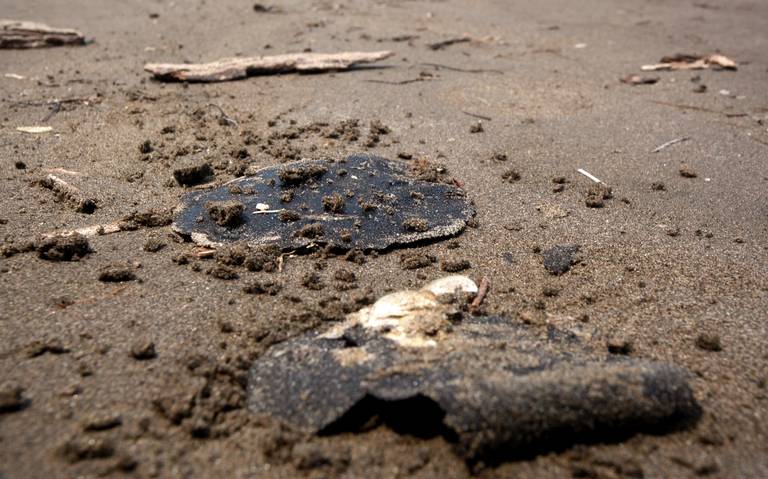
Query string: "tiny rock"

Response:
xmin=0 ymin=381 xmax=26 ymax=413
xmin=695 ymin=333 xmax=722 ymax=352
xmin=130 ymin=339 xmax=157 ymax=360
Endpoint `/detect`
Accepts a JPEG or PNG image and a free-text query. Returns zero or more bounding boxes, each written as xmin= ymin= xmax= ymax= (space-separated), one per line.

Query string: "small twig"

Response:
xmin=461 ymin=111 xmax=492 ymax=121
xmin=419 ymin=62 xmax=503 ymax=74
xmin=42 ymin=222 xmax=121 ymax=239
xmin=652 ymin=137 xmax=690 ymax=153
xmin=41 ymin=101 xmax=61 ymax=122
xmin=199 ymin=103 xmax=238 ymax=127
xmin=44 ymin=168 xmax=85 ymax=176
xmin=39 ymin=174 xmax=97 ymax=213
xmin=193 ymin=248 xmax=216 ymax=259
xmin=427 ymin=36 xmax=471 ymax=51
xmin=10 ymin=95 xmax=101 ymax=108
xmin=469 ymin=276 xmax=490 ymax=310
xmin=576 ymin=168 xmax=602 ymax=183
xmin=364 ymin=78 xmax=429 ymax=85
xmin=649 ymin=100 xmax=720 ymax=114
xmin=277 ymin=249 xmax=296 ymax=272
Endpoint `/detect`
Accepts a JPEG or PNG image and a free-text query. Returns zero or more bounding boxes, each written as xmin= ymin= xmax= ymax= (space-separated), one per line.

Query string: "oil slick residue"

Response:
xmin=248 ymin=278 xmax=701 ymax=464
xmin=172 ymin=155 xmax=474 ymax=250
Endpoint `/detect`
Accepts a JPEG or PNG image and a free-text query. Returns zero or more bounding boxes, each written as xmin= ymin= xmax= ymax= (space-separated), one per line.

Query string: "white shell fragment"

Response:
xmin=16 ymin=126 xmax=53 ymax=133
xmin=422 ymin=275 xmax=478 ymax=297
xmin=325 ymin=275 xmax=476 ymax=348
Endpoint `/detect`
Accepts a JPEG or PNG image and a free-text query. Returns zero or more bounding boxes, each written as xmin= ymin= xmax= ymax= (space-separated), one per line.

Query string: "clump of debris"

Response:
xmin=248 ymin=278 xmax=700 ymax=464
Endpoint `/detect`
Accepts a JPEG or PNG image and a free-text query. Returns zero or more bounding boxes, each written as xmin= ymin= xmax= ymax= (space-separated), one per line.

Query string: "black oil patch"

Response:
xmin=247 ymin=316 xmax=700 ymax=464
xmin=172 ymin=155 xmax=474 ymax=250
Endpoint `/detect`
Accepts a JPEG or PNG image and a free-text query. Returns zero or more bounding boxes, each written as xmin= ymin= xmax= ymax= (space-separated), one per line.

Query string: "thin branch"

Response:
xmin=470 ymin=277 xmax=490 ymax=310
xmin=652 ymin=137 xmax=690 ymax=153
xmin=418 ymin=62 xmax=503 ymax=74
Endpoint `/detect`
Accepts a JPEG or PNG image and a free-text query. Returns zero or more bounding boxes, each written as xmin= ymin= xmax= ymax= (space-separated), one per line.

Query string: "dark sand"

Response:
xmin=1 ymin=0 xmax=767 ymax=477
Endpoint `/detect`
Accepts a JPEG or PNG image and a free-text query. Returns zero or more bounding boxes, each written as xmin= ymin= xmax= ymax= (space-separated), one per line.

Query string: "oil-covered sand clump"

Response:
xmin=248 ymin=278 xmax=700 ymax=465
xmin=172 ymin=155 xmax=474 ymax=250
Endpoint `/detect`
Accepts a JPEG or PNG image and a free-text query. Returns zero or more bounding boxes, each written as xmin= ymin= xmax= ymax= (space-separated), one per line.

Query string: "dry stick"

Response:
xmin=652 ymin=137 xmax=690 ymax=153
xmin=364 ymin=78 xmax=429 ymax=85
xmin=650 ymin=101 xmax=765 ymax=145
xmin=576 ymin=169 xmax=602 ymax=183
xmin=470 ymin=277 xmax=491 ymax=310
xmin=193 ymin=248 xmax=216 ymax=259
xmin=419 ymin=62 xmax=503 ymax=74
xmin=11 ymin=95 xmax=102 ymax=108
xmin=0 ymin=20 xmax=85 ymax=49
xmin=42 ymin=223 xmax=121 ymax=239
xmin=427 ymin=36 xmax=471 ymax=51
xmin=462 ymin=111 xmax=492 ymax=121
xmin=195 ymin=103 xmax=238 ymax=127
xmin=145 ymin=51 xmax=394 ymax=83
xmin=39 ymin=174 xmax=97 ymax=214
xmin=41 ymin=102 xmax=61 ymax=122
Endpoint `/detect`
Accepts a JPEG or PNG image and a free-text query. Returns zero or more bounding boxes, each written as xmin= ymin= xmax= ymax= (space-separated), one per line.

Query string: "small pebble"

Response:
xmin=130 ymin=339 xmax=157 ymax=360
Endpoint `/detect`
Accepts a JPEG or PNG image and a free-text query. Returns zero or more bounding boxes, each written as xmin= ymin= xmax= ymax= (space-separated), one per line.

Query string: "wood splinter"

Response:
xmin=145 ymin=50 xmax=394 ymax=83
xmin=0 ymin=20 xmax=85 ymax=49
xmin=469 ymin=276 xmax=490 ymax=311
xmin=39 ymin=174 xmax=97 ymax=214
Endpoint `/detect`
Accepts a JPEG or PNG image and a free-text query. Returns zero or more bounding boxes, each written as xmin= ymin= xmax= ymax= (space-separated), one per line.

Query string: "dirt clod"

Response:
xmin=206 ymin=265 xmax=239 ymax=280
xmin=333 ymin=269 xmax=356 ymax=283
xmin=143 ymin=237 xmax=166 ymax=252
xmin=36 ymin=233 xmax=89 ymax=261
xmin=242 ymin=280 xmax=282 ymax=295
xmin=25 ymin=338 xmax=69 ymax=357
xmin=441 ymin=259 xmax=470 ymax=272
xmin=679 ymin=163 xmax=698 ymax=178
xmin=607 ymin=337 xmax=634 ymax=355
xmin=402 ymin=217 xmax=429 ymax=232
xmin=279 ymin=210 xmax=300 ymax=222
xmin=543 ymin=245 xmax=580 ymax=274
xmin=301 ymin=272 xmax=325 ymax=290
xmin=294 ymin=222 xmax=324 ymax=239
xmin=0 ymin=382 xmax=26 ymax=413
xmin=278 ymin=164 xmax=327 ymax=186
xmin=695 ymin=333 xmax=722 ymax=352
xmin=585 ymin=184 xmax=613 ymax=208
xmin=82 ymin=412 xmax=122 ymax=431
xmin=98 ymin=264 xmax=137 ymax=282
xmin=59 ymin=436 xmax=115 ymax=463
xmin=206 ymin=200 xmax=244 ymax=227
xmin=174 ymin=162 xmax=214 ymax=186
xmin=322 ymin=193 xmax=345 ymax=213
xmin=501 ymin=169 xmax=521 ymax=182
xmin=130 ymin=339 xmax=157 ymax=360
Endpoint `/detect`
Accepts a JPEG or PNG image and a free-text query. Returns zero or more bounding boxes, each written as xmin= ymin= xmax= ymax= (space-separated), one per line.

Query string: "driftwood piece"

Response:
xmin=39 ymin=174 xmax=97 ymax=214
xmin=0 ymin=20 xmax=85 ymax=49
xmin=144 ymin=51 xmax=394 ymax=82
xmin=641 ymin=53 xmax=737 ymax=72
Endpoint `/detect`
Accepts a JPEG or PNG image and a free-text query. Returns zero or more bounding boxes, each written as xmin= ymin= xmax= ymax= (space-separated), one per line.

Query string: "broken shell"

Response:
xmin=350 ymin=290 xmax=454 ymax=348
xmin=248 ymin=311 xmax=701 ymax=464
xmin=422 ymin=275 xmax=478 ymax=297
